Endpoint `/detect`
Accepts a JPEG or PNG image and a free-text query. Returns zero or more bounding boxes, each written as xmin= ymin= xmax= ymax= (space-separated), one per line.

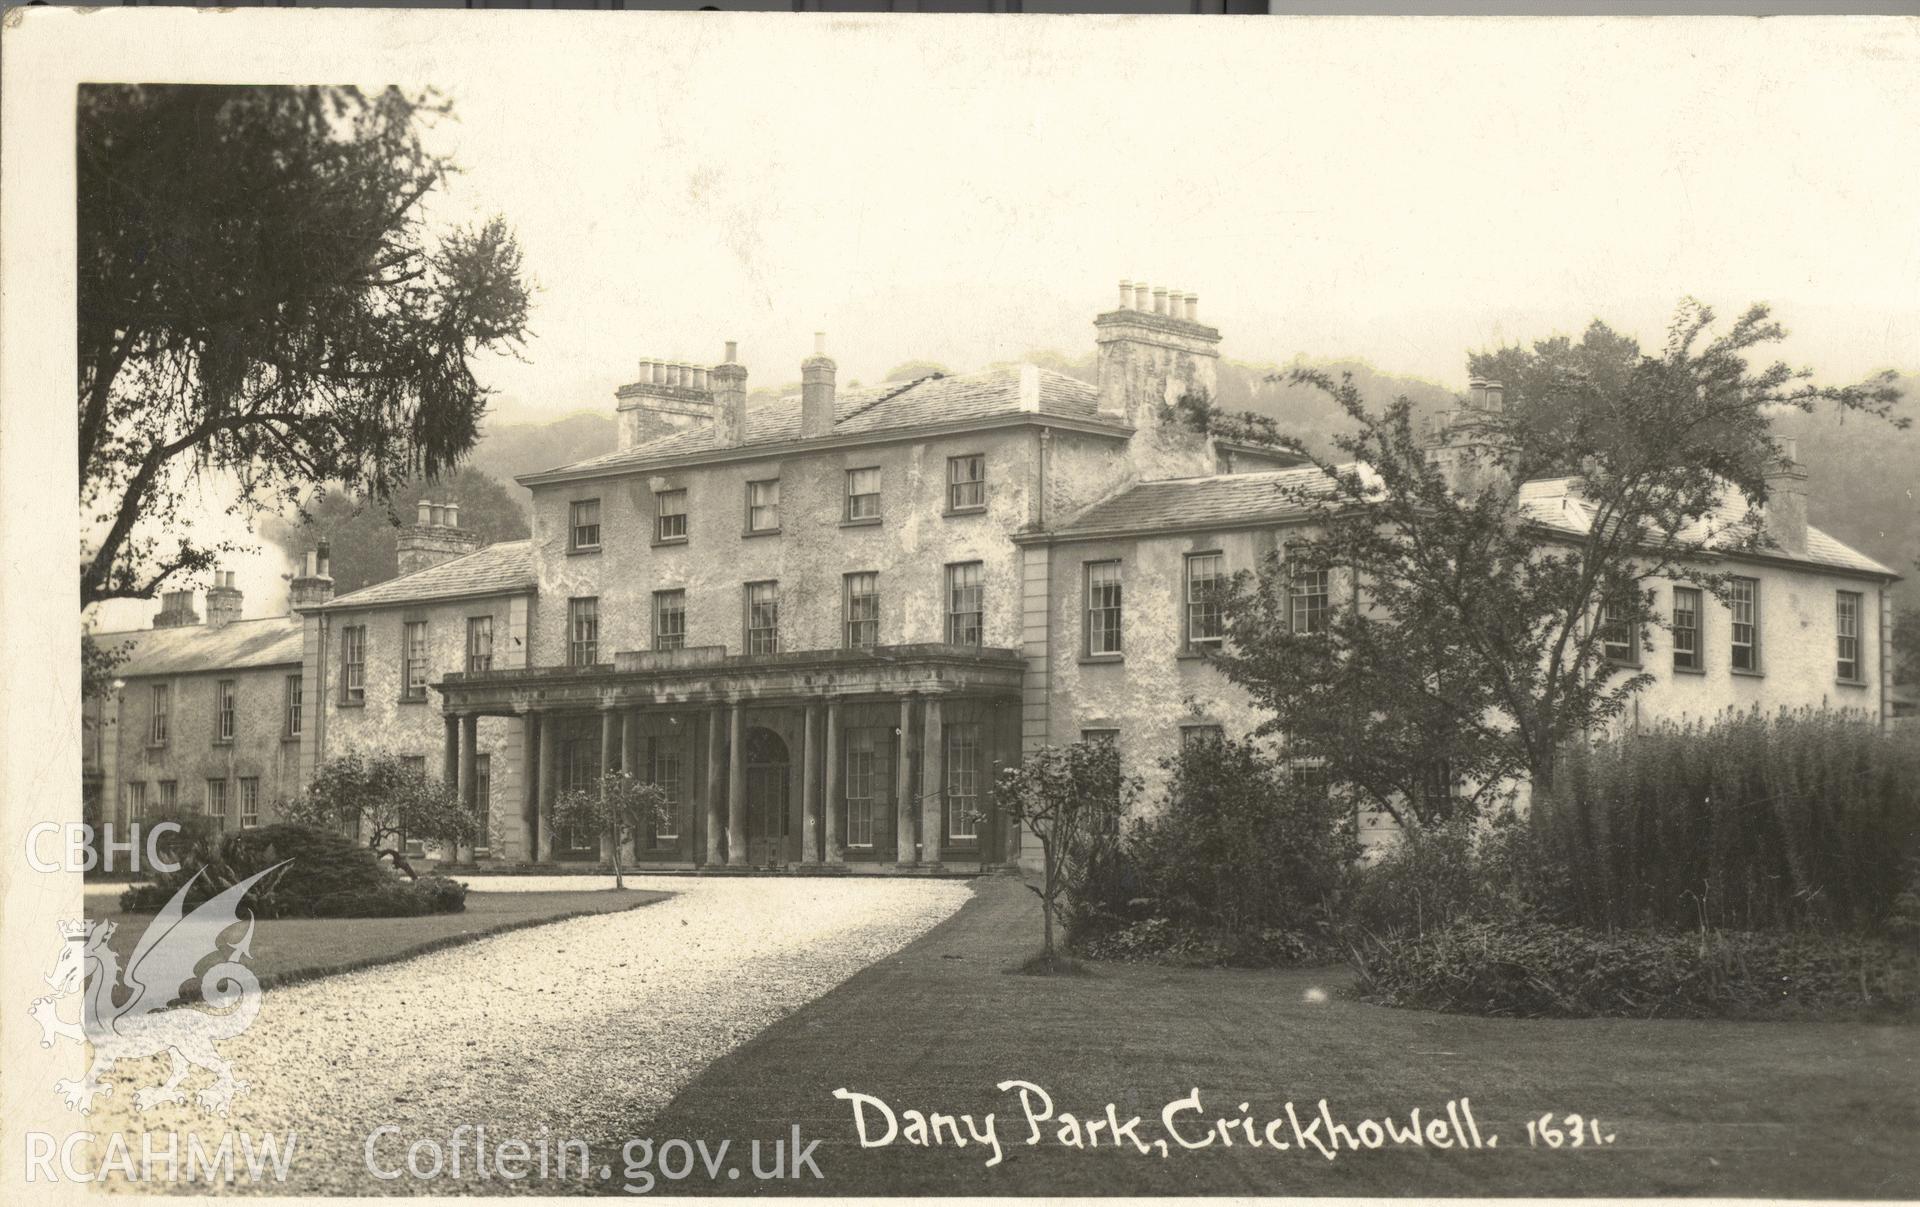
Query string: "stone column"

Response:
xmin=726 ymin=702 xmax=747 ymax=867
xmin=442 ymin=713 xmax=460 ymax=789
xmin=921 ymin=695 xmax=944 ymax=869
xmin=824 ymin=700 xmax=843 ymax=865
xmin=704 ymin=707 xmax=725 ymax=867
xmin=599 ymin=709 xmax=618 ymax=864
xmin=519 ymin=714 xmax=538 ymax=862
xmin=536 ymin=714 xmax=556 ymax=863
xmin=896 ymin=695 xmax=916 ymax=866
xmin=801 ymin=703 xmax=821 ymax=865
xmin=623 ymin=709 xmax=643 ymax=857
xmin=459 ymin=713 xmax=479 ymax=862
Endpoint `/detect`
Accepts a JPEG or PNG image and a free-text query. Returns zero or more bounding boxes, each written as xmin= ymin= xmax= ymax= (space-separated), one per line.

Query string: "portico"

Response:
xmin=434 ymin=643 xmax=1025 ymax=871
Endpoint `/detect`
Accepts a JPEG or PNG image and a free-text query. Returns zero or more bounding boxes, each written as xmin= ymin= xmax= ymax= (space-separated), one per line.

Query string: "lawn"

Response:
xmin=89 ymin=886 xmax=668 ymax=995
xmin=614 ymin=876 xmax=1918 ymax=1198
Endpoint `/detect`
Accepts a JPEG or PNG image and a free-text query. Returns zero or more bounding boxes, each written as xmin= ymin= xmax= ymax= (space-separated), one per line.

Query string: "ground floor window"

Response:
xmin=650 ymin=745 xmax=682 ymax=841
xmin=557 ymin=737 xmax=602 ymax=854
xmin=204 ymin=778 xmax=228 ymax=833
xmin=239 ymin=777 xmax=260 ymax=829
xmin=946 ymin=722 xmax=981 ymax=841
xmin=844 ymin=728 xmax=889 ymax=848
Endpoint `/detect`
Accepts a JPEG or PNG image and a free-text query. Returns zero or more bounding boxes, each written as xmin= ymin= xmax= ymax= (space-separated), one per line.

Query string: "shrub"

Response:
xmin=1113 ymin=735 xmax=1359 ymax=948
xmin=1530 ymin=710 xmax=1920 ymax=934
xmin=1349 ymin=918 xmax=1920 ymax=1020
xmin=1080 ymin=916 xmax=1342 ymax=968
xmin=119 ymin=823 xmax=467 ymax=918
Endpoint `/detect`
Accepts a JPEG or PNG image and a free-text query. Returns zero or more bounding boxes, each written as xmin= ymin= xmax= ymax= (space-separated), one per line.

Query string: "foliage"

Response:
xmin=995 ymin=740 xmax=1139 ymax=965
xmin=1113 ymin=734 xmax=1357 ymax=947
xmin=1895 ymin=603 xmax=1920 ymax=685
xmin=1343 ymin=816 xmax=1515 ymax=939
xmin=287 ymin=751 xmax=490 ymax=855
xmin=550 ymin=770 xmax=672 ymax=889
xmin=1193 ymin=302 xmax=1903 ymax=819
xmin=118 ymin=823 xmax=467 ymax=918
xmin=263 ymin=466 xmax=529 ymax=594
xmin=1527 ymin=709 xmax=1920 ymax=935
xmin=881 ymin=360 xmax=952 ymax=383
xmin=1349 ymin=918 xmax=1919 ymax=1020
xmin=77 ymin=84 xmax=531 ymax=607
xmin=1077 ymin=916 xmax=1342 ymax=969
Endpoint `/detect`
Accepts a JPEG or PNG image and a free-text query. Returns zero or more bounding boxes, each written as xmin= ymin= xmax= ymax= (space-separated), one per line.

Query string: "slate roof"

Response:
xmin=1049 ymin=465 xmax=1349 ymax=536
xmin=1052 ymin=468 xmax=1897 ymax=579
xmin=529 ymin=365 xmax=1109 ymax=481
xmin=317 ymin=540 xmax=537 ymax=611
xmin=92 ymin=615 xmax=304 ymax=679
xmin=1516 ymin=478 xmax=1896 ymax=577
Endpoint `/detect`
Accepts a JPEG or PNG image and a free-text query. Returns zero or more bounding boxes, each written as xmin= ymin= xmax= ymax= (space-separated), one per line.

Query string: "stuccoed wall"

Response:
xmin=526 ymin=427 xmax=1044 ymax=664
xmin=107 ymin=663 xmax=304 ymax=829
xmin=1602 ymin=561 xmax=1888 ymax=729
xmin=312 ymin=593 xmax=529 ymax=860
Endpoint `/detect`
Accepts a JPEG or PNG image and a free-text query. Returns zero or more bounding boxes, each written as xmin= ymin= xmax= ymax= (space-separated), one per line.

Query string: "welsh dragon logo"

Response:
xmin=29 ymin=864 xmax=284 ymax=1116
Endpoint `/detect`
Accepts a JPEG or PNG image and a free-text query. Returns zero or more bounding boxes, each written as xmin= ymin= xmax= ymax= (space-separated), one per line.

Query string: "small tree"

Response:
xmin=995 ymin=740 xmax=1139 ymax=969
xmin=287 ymin=751 xmax=487 ymax=874
xmin=550 ymin=770 xmax=671 ymax=891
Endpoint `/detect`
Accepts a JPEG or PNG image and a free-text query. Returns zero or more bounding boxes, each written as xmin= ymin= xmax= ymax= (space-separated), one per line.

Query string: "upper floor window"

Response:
xmin=1181 ymin=724 xmax=1225 ymax=752
xmin=149 ymin=683 xmax=170 ymax=745
xmin=746 ymin=479 xmax=780 ymax=533
xmin=653 ymin=589 xmax=686 ymax=651
xmin=655 ymin=489 xmax=688 ymax=543
xmin=1672 ymin=586 xmax=1703 ymax=672
xmin=1085 ymin=561 xmax=1123 ymax=657
xmin=340 ymin=625 xmax=366 ymax=704
xmin=1601 ymin=597 xmax=1636 ymax=664
xmin=1287 ymin=562 xmax=1329 ymax=635
xmin=215 ymin=679 xmax=236 ymax=742
xmin=1729 ymin=576 xmax=1760 ymax=672
xmin=844 ymin=572 xmax=880 ymax=649
xmin=947 ymin=561 xmax=984 ymax=647
xmin=284 ymin=673 xmax=303 ymax=737
xmin=947 ymin=454 xmax=986 ymax=512
xmin=403 ymin=620 xmax=429 ymax=700
xmin=1184 ymin=552 xmax=1226 ymax=649
xmin=845 ymin=468 xmax=881 ymax=522
xmin=569 ymin=597 xmax=600 ymax=667
xmin=1836 ymin=590 xmax=1863 ymax=682
xmin=745 ymin=581 xmax=780 ymax=655
xmin=569 ymin=498 xmax=601 ymax=552
xmin=467 ymin=615 xmax=494 ymax=673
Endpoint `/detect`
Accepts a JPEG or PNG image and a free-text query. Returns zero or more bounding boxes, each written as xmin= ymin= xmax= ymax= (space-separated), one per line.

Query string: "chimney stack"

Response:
xmin=1093 ymin=276 xmax=1222 ymax=479
xmin=1764 ymin=436 xmax=1808 ymax=557
xmin=152 ymin=588 xmax=200 ymax=629
xmin=801 ymin=331 xmax=836 ymax=439
xmin=711 ymin=341 xmax=748 ymax=449
xmin=204 ymin=570 xmax=243 ymax=630
xmin=397 ymin=498 xmax=484 ymax=577
xmin=614 ymin=345 xmax=724 ymax=451
xmin=291 ymin=540 xmax=336 ymax=610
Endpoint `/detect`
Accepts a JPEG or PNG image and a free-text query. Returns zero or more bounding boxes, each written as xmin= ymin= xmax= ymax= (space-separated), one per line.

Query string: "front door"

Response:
xmin=743 ymin=727 xmax=790 ymax=867
xmin=747 ymin=764 xmax=789 ymax=866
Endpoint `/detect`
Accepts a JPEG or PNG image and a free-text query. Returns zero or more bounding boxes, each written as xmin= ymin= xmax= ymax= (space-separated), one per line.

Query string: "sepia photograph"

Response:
xmin=2 ymin=6 xmax=1917 ymax=1201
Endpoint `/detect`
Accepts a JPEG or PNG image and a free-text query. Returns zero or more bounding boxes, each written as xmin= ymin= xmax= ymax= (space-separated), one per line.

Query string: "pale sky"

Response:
xmin=48 ymin=12 xmax=1920 ymax=630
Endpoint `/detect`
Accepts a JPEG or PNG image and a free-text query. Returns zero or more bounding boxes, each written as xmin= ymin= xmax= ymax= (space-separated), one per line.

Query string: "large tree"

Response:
xmin=1190 ymin=301 xmax=1903 ymax=826
xmin=78 ymin=84 xmax=531 ymax=608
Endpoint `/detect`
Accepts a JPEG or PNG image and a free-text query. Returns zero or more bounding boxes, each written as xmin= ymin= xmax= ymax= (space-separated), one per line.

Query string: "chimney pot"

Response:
xmin=1133 ymin=282 xmax=1149 ymax=310
xmin=1467 ymin=376 xmax=1489 ymax=410
xmin=1118 ymin=280 xmax=1133 ymax=309
xmin=317 ymin=537 xmax=331 ymax=576
xmin=1153 ymin=287 xmax=1168 ymax=316
xmin=416 ymin=499 xmax=434 ymax=526
xmin=1484 ymin=380 xmax=1505 ymax=412
xmin=814 ymin=331 xmax=826 ymax=356
xmin=724 ymin=340 xmax=739 ymax=365
xmin=1183 ymin=293 xmax=1197 ymax=321
xmin=445 ymin=502 xmax=460 ymax=528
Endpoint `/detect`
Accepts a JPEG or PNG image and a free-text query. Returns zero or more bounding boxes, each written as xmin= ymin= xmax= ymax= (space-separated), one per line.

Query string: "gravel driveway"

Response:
xmin=70 ymin=876 xmax=972 ymax=1195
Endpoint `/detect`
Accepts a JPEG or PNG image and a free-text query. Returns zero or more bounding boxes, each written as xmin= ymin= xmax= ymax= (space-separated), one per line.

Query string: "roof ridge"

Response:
xmin=326 ymin=538 xmax=529 ymax=607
